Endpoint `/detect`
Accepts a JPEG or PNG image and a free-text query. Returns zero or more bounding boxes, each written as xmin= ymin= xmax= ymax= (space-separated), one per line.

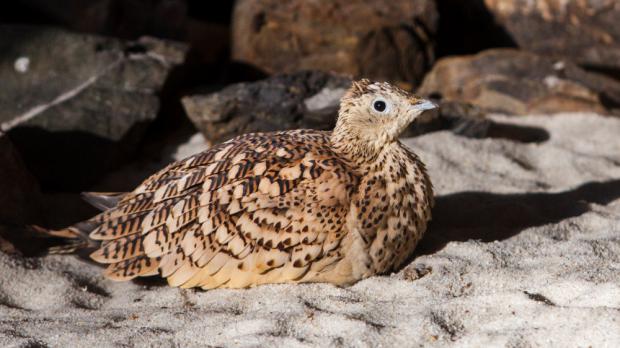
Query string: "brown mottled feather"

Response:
xmin=87 ymin=130 xmax=358 ymax=289
xmin=104 ymin=255 xmax=159 ymax=281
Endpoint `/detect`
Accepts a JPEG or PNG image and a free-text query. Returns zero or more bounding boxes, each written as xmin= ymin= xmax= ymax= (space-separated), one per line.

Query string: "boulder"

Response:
xmin=482 ymin=0 xmax=620 ymax=71
xmin=182 ymin=71 xmax=352 ymax=144
xmin=0 ymin=25 xmax=187 ymax=190
xmin=418 ymin=49 xmax=620 ymax=115
xmin=231 ymin=0 xmax=437 ymax=87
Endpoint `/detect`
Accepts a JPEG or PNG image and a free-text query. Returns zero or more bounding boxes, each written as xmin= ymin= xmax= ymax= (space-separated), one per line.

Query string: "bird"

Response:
xmin=43 ymin=79 xmax=437 ymax=290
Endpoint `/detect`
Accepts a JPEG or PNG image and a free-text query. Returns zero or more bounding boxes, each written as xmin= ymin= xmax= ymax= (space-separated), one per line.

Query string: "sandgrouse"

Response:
xmin=46 ymin=79 xmax=437 ymax=289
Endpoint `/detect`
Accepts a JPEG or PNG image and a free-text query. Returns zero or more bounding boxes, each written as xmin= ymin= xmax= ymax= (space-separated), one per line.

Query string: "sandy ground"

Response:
xmin=1 ymin=113 xmax=619 ymax=347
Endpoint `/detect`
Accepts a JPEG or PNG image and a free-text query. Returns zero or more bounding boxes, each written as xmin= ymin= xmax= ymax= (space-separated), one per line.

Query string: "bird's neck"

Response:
xmin=330 ymin=130 xmax=400 ymax=174
xmin=330 ymin=106 xmax=403 ymax=170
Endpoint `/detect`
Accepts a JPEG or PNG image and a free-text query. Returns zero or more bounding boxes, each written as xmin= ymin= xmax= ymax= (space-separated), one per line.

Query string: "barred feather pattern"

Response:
xmin=86 ymin=130 xmax=368 ymax=288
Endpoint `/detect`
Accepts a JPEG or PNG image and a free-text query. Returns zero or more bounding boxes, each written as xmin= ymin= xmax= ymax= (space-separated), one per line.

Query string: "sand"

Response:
xmin=1 ymin=112 xmax=619 ymax=347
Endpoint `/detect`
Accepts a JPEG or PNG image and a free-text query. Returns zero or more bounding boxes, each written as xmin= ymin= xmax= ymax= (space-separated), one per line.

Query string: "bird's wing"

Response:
xmin=88 ymin=130 xmax=359 ymax=289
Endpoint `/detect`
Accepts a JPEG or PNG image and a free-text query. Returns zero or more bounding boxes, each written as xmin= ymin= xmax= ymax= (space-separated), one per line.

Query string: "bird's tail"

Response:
xmin=8 ymin=191 xmax=125 ymax=256
xmin=30 ymin=221 xmax=98 ymax=254
xmin=37 ymin=191 xmax=127 ymax=254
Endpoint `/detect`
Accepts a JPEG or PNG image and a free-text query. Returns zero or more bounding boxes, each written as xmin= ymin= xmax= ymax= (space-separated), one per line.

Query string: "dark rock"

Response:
xmin=232 ymin=0 xmax=437 ymax=87
xmin=11 ymin=1 xmax=230 ymax=68
xmin=182 ymin=70 xmax=490 ymax=144
xmin=16 ymin=0 xmax=188 ymax=39
xmin=418 ymin=49 xmax=620 ymax=116
xmin=404 ymin=100 xmax=490 ymax=139
xmin=0 ymin=132 xmax=43 ymax=225
xmin=0 ymin=233 xmax=19 ymax=255
xmin=0 ymin=25 xmax=187 ymax=191
xmin=182 ymin=71 xmax=351 ymax=144
xmin=482 ymin=0 xmax=620 ymax=72
xmin=0 ymin=132 xmax=93 ymax=254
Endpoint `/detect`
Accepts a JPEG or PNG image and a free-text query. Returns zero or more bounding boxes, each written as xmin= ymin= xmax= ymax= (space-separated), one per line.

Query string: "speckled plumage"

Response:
xmin=50 ymin=79 xmax=436 ymax=289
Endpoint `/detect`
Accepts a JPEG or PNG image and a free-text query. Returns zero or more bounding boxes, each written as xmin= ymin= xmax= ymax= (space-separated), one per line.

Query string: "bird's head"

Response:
xmin=332 ymin=79 xmax=437 ymax=155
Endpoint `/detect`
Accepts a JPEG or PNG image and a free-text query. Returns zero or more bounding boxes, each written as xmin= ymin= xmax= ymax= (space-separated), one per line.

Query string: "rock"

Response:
xmin=406 ymin=100 xmax=491 ymax=139
xmin=0 ymin=25 xmax=187 ymax=190
xmin=183 ymin=71 xmax=497 ymax=143
xmin=182 ymin=71 xmax=352 ymax=144
xmin=0 ymin=234 xmax=19 ymax=256
xmin=0 ymin=133 xmax=49 ymax=256
xmin=11 ymin=1 xmax=230 ymax=67
xmin=1 ymin=112 xmax=619 ymax=346
xmin=231 ymin=0 xmax=437 ymax=86
xmin=16 ymin=0 xmax=188 ymax=39
xmin=0 ymin=132 xmax=43 ymax=226
xmin=482 ymin=0 xmax=620 ymax=71
xmin=418 ymin=49 xmax=620 ymax=115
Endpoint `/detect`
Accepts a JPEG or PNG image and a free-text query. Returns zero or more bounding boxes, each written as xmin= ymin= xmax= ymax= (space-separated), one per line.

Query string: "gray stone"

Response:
xmin=182 ymin=71 xmax=352 ymax=144
xmin=0 ymin=25 xmax=187 ymax=190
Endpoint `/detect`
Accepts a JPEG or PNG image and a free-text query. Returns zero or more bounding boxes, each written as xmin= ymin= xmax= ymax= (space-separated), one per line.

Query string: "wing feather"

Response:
xmin=85 ymin=130 xmax=358 ymax=288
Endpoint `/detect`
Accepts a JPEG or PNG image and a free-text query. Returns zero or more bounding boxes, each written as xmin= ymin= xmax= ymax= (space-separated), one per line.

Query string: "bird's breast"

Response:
xmin=341 ymin=144 xmax=434 ymax=278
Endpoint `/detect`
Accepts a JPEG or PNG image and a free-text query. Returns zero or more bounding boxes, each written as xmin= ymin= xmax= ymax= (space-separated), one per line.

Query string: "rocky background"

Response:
xmin=0 ymin=1 xmax=619 ymax=347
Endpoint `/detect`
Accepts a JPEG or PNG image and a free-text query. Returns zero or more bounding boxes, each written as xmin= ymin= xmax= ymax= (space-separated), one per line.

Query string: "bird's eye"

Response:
xmin=372 ymin=98 xmax=389 ymax=113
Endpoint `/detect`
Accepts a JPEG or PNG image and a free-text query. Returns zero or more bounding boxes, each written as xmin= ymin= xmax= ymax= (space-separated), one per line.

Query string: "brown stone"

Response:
xmin=418 ymin=49 xmax=620 ymax=115
xmin=232 ymin=0 xmax=437 ymax=87
xmin=483 ymin=0 xmax=620 ymax=71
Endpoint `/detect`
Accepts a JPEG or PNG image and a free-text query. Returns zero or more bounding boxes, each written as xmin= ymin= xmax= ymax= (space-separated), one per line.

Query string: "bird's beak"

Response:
xmin=414 ymin=99 xmax=438 ymax=111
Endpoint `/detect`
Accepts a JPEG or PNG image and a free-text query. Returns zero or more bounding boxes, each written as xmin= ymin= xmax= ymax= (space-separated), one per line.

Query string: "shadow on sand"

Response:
xmin=416 ymin=179 xmax=620 ymax=256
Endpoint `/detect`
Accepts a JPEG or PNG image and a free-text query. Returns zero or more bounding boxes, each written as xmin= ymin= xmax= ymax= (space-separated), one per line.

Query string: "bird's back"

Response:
xmin=84 ymin=129 xmax=360 ymax=289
